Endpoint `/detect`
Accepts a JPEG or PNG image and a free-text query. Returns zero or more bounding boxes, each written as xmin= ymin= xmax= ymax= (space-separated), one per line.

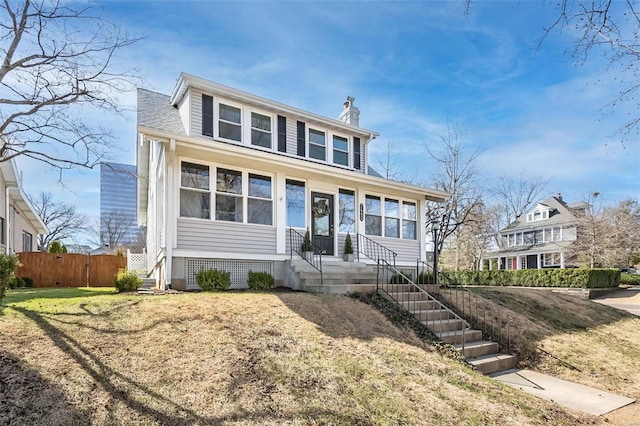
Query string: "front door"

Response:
xmin=311 ymin=192 xmax=334 ymax=255
xmin=526 ymin=255 xmax=538 ymax=269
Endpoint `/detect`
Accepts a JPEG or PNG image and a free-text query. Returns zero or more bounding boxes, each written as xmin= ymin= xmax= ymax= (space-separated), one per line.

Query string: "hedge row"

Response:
xmin=444 ymin=268 xmax=620 ymax=289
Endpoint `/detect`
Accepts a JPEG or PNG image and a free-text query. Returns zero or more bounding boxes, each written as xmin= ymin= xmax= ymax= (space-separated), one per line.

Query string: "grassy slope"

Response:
xmin=470 ymin=287 xmax=640 ymax=425
xmin=0 ymin=288 xmax=592 ymax=426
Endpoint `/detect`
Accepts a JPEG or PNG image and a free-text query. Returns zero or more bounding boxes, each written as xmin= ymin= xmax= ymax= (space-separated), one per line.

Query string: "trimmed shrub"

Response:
xmin=114 ymin=269 xmax=142 ymax=292
xmin=446 ymin=268 xmax=620 ymax=289
xmin=416 ymin=271 xmax=434 ymax=284
xmin=21 ymin=277 xmax=34 ymax=288
xmin=389 ymin=273 xmax=411 ymax=284
xmin=301 ymin=229 xmax=313 ymax=252
xmin=0 ymin=254 xmax=20 ymax=302
xmin=344 ymin=233 xmax=354 ymax=255
xmin=196 ymin=269 xmax=231 ymax=291
xmin=621 ymin=273 xmax=640 ymax=285
xmin=247 ymin=271 xmax=275 ymax=290
xmin=11 ymin=276 xmax=25 ymax=289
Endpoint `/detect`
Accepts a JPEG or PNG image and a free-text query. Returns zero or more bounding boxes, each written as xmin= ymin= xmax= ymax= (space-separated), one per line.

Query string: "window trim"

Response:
xmin=364 ymin=193 xmax=418 ymax=240
xmin=179 ymin=159 xmax=275 ymax=227
xmin=248 ymin=110 xmax=274 ymax=150
xmin=338 ymin=188 xmax=356 ymax=234
xmin=308 ymin=127 xmax=327 ymax=161
xmin=179 ymin=161 xmax=211 ymax=220
xmin=331 ymin=133 xmax=350 ymax=167
xmin=22 ymin=231 xmax=33 ymax=252
xmin=215 ymin=99 xmax=243 ymax=143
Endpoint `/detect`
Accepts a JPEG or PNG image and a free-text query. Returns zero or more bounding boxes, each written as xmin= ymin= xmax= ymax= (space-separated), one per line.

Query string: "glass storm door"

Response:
xmin=311 ymin=192 xmax=334 ymax=255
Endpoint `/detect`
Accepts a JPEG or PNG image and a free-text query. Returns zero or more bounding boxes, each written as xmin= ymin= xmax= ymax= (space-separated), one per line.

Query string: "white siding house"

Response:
xmin=481 ymin=195 xmax=585 ymax=270
xmin=0 ymin=158 xmax=48 ymax=253
xmin=137 ymin=73 xmax=447 ymax=290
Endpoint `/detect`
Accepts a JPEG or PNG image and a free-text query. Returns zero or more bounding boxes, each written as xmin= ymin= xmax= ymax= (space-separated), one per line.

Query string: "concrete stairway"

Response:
xmin=137 ymin=277 xmax=156 ymax=294
xmin=392 ymin=287 xmax=517 ymax=375
xmin=285 ymin=259 xmax=378 ymax=294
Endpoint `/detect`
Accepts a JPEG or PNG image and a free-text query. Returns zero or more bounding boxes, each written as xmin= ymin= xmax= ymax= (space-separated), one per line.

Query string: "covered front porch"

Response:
xmin=481 ymin=250 xmax=567 ymax=270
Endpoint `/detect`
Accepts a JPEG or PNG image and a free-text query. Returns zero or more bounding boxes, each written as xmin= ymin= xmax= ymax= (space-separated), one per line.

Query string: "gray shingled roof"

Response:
xmin=137 ymin=88 xmax=186 ymax=136
xmin=501 ymin=196 xmax=584 ymax=233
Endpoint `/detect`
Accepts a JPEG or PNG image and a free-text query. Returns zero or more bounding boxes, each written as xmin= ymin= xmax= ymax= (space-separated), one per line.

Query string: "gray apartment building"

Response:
xmin=100 ymin=162 xmax=142 ymax=248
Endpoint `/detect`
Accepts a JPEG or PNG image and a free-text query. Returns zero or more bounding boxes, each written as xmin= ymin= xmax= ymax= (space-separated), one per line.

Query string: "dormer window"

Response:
xmin=309 ymin=129 xmax=326 ymax=161
xmin=251 ymin=112 xmax=272 ymax=148
xmin=333 ymin=135 xmax=349 ymax=166
xmin=219 ymin=103 xmax=242 ymax=142
xmin=527 ymin=207 xmax=549 ymax=222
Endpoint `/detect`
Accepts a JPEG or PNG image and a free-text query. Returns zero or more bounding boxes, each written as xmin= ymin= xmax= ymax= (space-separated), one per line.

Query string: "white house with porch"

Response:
xmin=137 ymin=73 xmax=447 ymax=290
xmin=481 ymin=195 xmax=585 ymax=270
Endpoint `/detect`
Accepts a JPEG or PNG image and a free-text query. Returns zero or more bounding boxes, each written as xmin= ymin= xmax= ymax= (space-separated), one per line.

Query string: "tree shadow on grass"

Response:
xmin=11 ymin=304 xmax=359 ymax=425
xmin=0 ymin=350 xmax=90 ymax=426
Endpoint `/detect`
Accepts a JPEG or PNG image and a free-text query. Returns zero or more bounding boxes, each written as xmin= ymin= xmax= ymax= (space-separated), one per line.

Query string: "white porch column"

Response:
xmin=560 ymin=251 xmax=565 ymax=269
xmin=537 ymin=253 xmax=542 ymax=269
xmin=516 ymin=255 xmax=521 ymax=270
xmin=418 ymin=199 xmax=427 ymax=262
xmin=275 ymin=172 xmax=286 ymax=254
xmin=164 ymin=144 xmax=176 ymax=290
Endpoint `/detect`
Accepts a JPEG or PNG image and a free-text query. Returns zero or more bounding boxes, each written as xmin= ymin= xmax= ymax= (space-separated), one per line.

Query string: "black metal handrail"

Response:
xmin=289 ymin=228 xmax=323 ymax=284
xmin=417 ymin=260 xmax=514 ymax=353
xmin=378 ymin=259 xmax=468 ymax=351
xmin=357 ymin=233 xmax=397 ymax=267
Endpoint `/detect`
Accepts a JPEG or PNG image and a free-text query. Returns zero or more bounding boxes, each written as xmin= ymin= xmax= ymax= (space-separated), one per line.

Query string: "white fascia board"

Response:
xmin=170 ymin=73 xmax=380 ymax=139
xmin=137 ymin=125 xmax=448 ymax=202
xmin=13 ymin=188 xmax=48 ymax=234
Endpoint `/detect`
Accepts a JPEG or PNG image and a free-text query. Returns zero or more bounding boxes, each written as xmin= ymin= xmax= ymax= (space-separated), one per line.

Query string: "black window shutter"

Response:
xmin=202 ymin=94 xmax=213 ymax=137
xmin=296 ymin=121 xmax=306 ymax=157
xmin=354 ymin=137 xmax=361 ymax=169
xmin=278 ymin=115 xmax=287 ymax=152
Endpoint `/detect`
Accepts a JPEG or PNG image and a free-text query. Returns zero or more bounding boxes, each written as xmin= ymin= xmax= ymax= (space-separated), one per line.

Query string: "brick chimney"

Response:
xmin=339 ymin=96 xmax=360 ymax=126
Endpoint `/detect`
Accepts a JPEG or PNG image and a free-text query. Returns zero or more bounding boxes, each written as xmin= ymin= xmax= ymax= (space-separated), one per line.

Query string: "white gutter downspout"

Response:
xmin=5 ymin=187 xmax=18 ymax=254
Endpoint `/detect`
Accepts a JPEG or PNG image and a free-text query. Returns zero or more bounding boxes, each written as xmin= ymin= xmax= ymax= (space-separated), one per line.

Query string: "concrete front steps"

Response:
xmin=285 ymin=258 xmax=378 ymax=294
xmin=393 ymin=290 xmax=517 ymax=375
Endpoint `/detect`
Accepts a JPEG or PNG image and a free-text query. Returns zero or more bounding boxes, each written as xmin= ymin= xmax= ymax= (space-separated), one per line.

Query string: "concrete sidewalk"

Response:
xmin=489 ymin=369 xmax=636 ymax=416
xmin=593 ymin=285 xmax=640 ymax=316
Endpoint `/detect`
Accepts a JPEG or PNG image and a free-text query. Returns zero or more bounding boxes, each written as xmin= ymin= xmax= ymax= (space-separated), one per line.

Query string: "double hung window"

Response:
xmin=218 ymin=104 xmax=242 ymax=142
xmin=365 ymin=195 xmax=382 ymax=236
xmin=251 ymin=112 xmax=272 ymax=148
xmin=216 ymin=168 xmax=243 ymax=222
xmin=180 ymin=162 xmax=211 ymax=219
xmin=309 ymin=129 xmax=326 ymax=161
xmin=402 ymin=203 xmax=417 ymax=239
xmin=248 ymin=174 xmax=272 ymax=225
xmin=384 ymin=199 xmax=400 ymax=238
xmin=333 ymin=135 xmax=349 ymax=166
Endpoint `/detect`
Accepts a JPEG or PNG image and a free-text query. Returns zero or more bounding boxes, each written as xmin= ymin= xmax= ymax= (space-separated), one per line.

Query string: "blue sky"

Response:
xmin=17 ymin=0 xmax=639 ymax=242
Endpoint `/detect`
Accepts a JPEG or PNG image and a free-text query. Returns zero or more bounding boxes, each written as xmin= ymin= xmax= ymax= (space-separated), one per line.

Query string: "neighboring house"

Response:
xmin=0 ymin=158 xmax=48 ymax=254
xmin=137 ymin=73 xmax=447 ymax=290
xmin=482 ymin=194 xmax=586 ymax=270
xmin=65 ymin=244 xmax=93 ymax=255
xmin=100 ymin=162 xmax=142 ymax=247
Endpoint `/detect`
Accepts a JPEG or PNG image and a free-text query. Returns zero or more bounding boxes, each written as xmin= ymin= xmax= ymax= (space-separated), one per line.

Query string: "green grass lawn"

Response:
xmin=0 ymin=287 xmax=593 ymax=425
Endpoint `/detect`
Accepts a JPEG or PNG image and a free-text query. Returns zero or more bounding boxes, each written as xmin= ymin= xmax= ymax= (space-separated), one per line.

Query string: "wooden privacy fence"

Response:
xmin=15 ymin=252 xmax=127 ymax=287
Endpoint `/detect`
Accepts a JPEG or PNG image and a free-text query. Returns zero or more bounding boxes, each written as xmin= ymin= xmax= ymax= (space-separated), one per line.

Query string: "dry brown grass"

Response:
xmin=466 ymin=287 xmax=640 ymax=425
xmin=0 ymin=288 xmax=598 ymax=425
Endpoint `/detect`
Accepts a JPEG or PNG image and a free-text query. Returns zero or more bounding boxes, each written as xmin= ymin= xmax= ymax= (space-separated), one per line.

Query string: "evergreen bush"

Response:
xmin=196 ymin=269 xmax=231 ymax=291
xmin=247 ymin=271 xmax=275 ymax=290
xmin=344 ymin=233 xmax=354 ymax=255
xmin=0 ymin=254 xmax=20 ymax=302
xmin=446 ymin=268 xmax=620 ymax=289
xmin=114 ymin=269 xmax=142 ymax=292
xmin=301 ymin=229 xmax=313 ymax=252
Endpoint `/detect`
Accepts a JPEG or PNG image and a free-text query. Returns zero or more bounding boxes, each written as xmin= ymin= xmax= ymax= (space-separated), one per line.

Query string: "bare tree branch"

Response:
xmin=27 ymin=191 xmax=88 ymax=251
xmin=0 ymin=0 xmax=143 ymax=170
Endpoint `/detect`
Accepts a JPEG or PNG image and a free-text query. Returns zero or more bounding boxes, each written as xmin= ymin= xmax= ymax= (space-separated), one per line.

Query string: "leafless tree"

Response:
xmin=425 ymin=121 xmax=484 ymax=260
xmin=96 ymin=209 xmax=135 ymax=250
xmin=570 ymin=192 xmax=611 ymax=268
xmin=27 ymin=191 xmax=88 ymax=251
xmin=374 ymin=140 xmax=406 ymax=181
xmin=604 ymin=199 xmax=640 ymax=266
xmin=0 ymin=0 xmax=142 ymax=170
xmin=491 ymin=175 xmax=549 ymax=229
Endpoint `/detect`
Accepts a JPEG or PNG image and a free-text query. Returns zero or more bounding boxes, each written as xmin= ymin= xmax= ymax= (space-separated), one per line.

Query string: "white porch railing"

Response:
xmin=127 ymin=249 xmax=146 ymax=273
